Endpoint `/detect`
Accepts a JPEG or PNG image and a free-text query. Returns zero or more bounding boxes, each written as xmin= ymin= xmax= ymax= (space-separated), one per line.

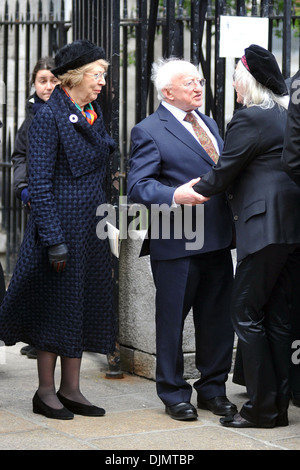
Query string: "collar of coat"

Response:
xmin=45 ymin=86 xmax=116 ymax=178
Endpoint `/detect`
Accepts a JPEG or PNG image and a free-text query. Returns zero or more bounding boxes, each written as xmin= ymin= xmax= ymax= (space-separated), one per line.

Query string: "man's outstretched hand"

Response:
xmin=174 ymin=178 xmax=209 ymax=205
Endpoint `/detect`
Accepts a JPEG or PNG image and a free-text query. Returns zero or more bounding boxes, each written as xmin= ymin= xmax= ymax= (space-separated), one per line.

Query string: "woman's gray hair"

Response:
xmin=151 ymin=57 xmax=200 ymax=101
xmin=58 ymin=59 xmax=109 ymax=88
xmin=234 ymin=60 xmax=289 ymax=110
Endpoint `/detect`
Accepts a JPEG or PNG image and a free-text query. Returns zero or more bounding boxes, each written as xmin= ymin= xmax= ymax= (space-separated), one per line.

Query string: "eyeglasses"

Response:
xmin=85 ymin=72 xmax=107 ymax=81
xmin=181 ymin=78 xmax=206 ymax=89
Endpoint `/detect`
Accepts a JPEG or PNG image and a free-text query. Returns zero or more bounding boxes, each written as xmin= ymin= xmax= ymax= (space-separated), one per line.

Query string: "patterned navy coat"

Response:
xmin=0 ymin=86 xmax=117 ymax=357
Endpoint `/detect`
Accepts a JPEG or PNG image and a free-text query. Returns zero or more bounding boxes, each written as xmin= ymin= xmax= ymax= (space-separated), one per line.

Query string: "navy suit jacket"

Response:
xmin=127 ymin=103 xmax=233 ymax=260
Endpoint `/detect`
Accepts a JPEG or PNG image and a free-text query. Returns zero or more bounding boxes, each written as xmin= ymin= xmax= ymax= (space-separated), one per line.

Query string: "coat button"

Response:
xmin=228 ymin=194 xmax=233 ymax=199
xmin=233 ymin=215 xmax=238 ymax=221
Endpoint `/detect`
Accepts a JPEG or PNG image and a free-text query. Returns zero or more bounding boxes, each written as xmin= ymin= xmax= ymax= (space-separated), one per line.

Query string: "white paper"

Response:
xmin=219 ymin=16 xmax=269 ymax=58
xmin=106 ymin=221 xmax=121 ymax=258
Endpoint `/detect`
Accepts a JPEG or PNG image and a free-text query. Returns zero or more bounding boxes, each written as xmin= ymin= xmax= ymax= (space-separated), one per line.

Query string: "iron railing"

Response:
xmin=1 ymin=0 xmax=300 ymax=275
xmin=73 ymin=0 xmax=300 ymax=199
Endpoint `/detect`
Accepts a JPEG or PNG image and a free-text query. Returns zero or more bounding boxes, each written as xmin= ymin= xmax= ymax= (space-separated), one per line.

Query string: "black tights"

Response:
xmin=36 ymin=350 xmax=92 ymax=409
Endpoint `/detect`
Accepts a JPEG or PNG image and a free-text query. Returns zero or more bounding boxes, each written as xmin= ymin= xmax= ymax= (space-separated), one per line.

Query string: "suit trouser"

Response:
xmin=151 ymin=248 xmax=234 ymax=406
xmin=232 ymin=244 xmax=300 ymax=426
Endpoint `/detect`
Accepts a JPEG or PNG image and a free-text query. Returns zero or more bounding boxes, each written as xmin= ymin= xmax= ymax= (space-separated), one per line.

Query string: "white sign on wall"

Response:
xmin=219 ymin=16 xmax=269 ymax=58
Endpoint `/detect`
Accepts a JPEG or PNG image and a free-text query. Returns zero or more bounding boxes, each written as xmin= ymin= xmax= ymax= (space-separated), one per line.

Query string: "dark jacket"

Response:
xmin=194 ymin=104 xmax=300 ymax=261
xmin=11 ymin=93 xmax=45 ymax=199
xmin=0 ymin=86 xmax=117 ymax=357
xmin=128 ymin=103 xmax=233 ymax=260
xmin=282 ymin=69 xmax=300 ymax=187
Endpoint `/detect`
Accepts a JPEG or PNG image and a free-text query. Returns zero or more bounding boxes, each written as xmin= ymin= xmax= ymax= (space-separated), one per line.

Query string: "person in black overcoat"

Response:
xmin=0 ymin=40 xmax=117 ymax=419
xmin=194 ymin=45 xmax=300 ymax=428
xmin=282 ymin=70 xmax=300 ymax=407
xmin=11 ymin=56 xmax=59 ymax=359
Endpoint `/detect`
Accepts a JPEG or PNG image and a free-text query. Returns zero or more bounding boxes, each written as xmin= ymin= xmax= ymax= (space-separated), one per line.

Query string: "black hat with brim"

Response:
xmin=241 ymin=44 xmax=288 ymax=96
xmin=51 ymin=39 xmax=106 ymax=77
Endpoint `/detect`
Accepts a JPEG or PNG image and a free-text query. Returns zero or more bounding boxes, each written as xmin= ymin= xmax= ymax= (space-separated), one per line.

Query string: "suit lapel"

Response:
xmin=157 ymin=104 xmax=221 ymax=165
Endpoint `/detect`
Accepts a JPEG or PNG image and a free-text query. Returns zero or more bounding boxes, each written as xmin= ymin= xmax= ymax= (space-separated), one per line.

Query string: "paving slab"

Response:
xmin=0 ymin=343 xmax=300 ymax=452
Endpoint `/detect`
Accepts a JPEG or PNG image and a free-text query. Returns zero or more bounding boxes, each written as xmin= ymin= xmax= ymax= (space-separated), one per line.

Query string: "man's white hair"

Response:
xmin=151 ymin=57 xmax=200 ymax=101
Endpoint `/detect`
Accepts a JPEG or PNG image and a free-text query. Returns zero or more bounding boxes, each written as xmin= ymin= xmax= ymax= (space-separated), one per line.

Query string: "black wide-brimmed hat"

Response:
xmin=51 ymin=39 xmax=106 ymax=76
xmin=241 ymin=44 xmax=288 ymax=96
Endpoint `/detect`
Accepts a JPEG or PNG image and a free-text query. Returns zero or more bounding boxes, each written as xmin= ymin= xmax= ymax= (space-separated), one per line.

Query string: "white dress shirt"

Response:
xmin=161 ymin=100 xmax=220 ymax=155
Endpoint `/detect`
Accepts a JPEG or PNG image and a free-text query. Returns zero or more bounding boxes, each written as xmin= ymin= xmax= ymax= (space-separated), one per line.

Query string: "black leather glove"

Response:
xmin=48 ymin=243 xmax=68 ymax=272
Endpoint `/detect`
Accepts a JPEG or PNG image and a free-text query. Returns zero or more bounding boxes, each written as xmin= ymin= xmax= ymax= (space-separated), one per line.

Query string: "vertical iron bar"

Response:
xmin=1 ymin=1 xmax=9 ymax=231
xmin=282 ymin=0 xmax=292 ymax=78
xmin=25 ymin=1 xmax=31 ymax=98
xmin=165 ymin=0 xmax=176 ymax=57
xmin=175 ymin=0 xmax=184 ymax=58
xmin=135 ymin=0 xmax=148 ymax=124
xmin=214 ymin=0 xmax=226 ymax=137
xmin=190 ymin=0 xmax=201 ymax=65
xmin=37 ymin=0 xmax=42 ymax=58
xmin=121 ymin=0 xmax=128 ymax=165
xmin=146 ymin=0 xmax=159 ymax=97
xmin=205 ymin=1 xmax=214 ymax=117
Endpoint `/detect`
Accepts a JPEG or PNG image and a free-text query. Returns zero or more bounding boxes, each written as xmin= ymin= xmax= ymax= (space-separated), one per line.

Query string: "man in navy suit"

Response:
xmin=127 ymin=58 xmax=236 ymax=421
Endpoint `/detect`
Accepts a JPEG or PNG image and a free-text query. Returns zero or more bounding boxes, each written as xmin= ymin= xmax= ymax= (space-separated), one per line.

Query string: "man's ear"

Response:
xmin=162 ymin=87 xmax=174 ymax=101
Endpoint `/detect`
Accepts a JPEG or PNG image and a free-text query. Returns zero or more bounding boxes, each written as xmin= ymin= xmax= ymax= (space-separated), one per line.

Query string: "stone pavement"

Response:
xmin=0 ymin=343 xmax=300 ymax=452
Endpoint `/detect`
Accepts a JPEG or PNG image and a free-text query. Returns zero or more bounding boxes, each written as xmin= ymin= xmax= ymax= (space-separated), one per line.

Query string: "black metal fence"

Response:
xmin=1 ymin=0 xmax=300 ymax=276
xmin=72 ymin=0 xmax=300 ymax=199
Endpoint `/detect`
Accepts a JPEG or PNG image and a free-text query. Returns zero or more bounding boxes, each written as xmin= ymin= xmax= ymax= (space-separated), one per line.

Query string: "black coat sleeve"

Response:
xmin=282 ymin=70 xmax=300 ymax=187
xmin=194 ymin=108 xmax=260 ymax=197
xmin=11 ymin=114 xmax=33 ymax=199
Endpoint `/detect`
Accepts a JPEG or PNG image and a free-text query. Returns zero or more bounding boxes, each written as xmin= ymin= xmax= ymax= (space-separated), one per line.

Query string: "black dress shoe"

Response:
xmin=220 ymin=412 xmax=275 ymax=428
xmin=20 ymin=345 xmax=37 ymax=359
xmin=197 ymin=396 xmax=237 ymax=416
xmin=165 ymin=402 xmax=198 ymax=421
xmin=57 ymin=391 xmax=105 ymax=416
xmin=20 ymin=345 xmax=31 ymax=355
xmin=26 ymin=347 xmax=37 ymax=359
xmin=32 ymin=392 xmax=74 ymax=420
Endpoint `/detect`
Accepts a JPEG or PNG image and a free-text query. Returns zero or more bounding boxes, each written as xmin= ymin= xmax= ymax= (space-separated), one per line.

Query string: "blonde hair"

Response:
xmin=234 ymin=60 xmax=289 ymax=110
xmin=58 ymin=59 xmax=109 ymax=88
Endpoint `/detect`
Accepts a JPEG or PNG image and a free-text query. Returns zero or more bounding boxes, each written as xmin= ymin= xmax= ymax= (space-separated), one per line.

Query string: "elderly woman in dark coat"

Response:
xmin=194 ymin=45 xmax=300 ymax=428
xmin=0 ymin=40 xmax=117 ymax=419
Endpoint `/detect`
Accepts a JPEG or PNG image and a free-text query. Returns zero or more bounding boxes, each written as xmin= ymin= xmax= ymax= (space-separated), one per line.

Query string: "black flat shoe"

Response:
xmin=20 ymin=345 xmax=31 ymax=355
xmin=197 ymin=396 xmax=237 ymax=416
xmin=57 ymin=391 xmax=105 ymax=416
xmin=220 ymin=412 xmax=275 ymax=428
xmin=26 ymin=347 xmax=37 ymax=359
xmin=165 ymin=402 xmax=198 ymax=421
xmin=32 ymin=392 xmax=74 ymax=420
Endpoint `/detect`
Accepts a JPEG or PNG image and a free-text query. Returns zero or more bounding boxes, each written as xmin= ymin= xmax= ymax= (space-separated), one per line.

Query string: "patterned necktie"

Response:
xmin=184 ymin=112 xmax=219 ymax=163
